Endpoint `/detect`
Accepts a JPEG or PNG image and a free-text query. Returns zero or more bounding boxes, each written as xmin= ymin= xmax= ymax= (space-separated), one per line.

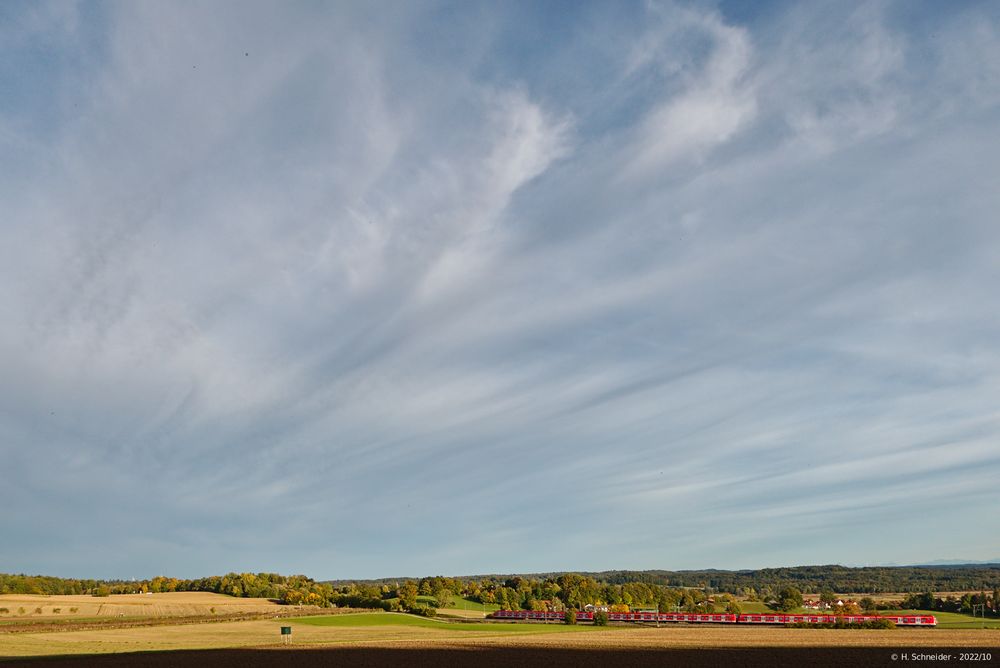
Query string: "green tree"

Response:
xmin=593 ymin=611 xmax=609 ymax=626
xmin=563 ymin=609 xmax=577 ymax=625
xmin=859 ymin=597 xmax=877 ymax=613
xmin=398 ymin=581 xmax=418 ymax=610
xmin=432 ymin=586 xmax=452 ymax=609
xmin=775 ymin=587 xmax=803 ymax=612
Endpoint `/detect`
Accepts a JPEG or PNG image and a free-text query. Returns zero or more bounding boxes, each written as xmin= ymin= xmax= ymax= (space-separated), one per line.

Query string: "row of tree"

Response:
xmin=0 ymin=572 xmax=332 ymax=607
xmin=3 ymin=567 xmax=999 ymax=617
xmin=901 ymin=590 xmax=1000 ymax=615
xmin=334 ymin=564 xmax=1000 ymax=596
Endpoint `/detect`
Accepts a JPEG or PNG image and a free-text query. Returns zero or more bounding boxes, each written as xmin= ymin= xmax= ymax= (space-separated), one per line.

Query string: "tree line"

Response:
xmin=901 ymin=590 xmax=1000 ymax=616
xmin=0 ymin=572 xmax=331 ymax=606
xmin=382 ymin=564 xmax=1000 ymax=595
xmin=3 ymin=564 xmax=998 ymax=617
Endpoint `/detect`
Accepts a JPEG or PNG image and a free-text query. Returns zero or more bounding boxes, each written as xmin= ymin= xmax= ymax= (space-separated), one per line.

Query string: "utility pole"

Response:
xmin=973 ymin=603 xmax=986 ymax=629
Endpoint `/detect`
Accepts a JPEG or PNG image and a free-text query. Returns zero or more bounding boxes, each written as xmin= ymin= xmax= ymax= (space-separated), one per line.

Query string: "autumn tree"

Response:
xmin=398 ymin=581 xmax=418 ymax=610
xmin=838 ymin=601 xmax=861 ymax=615
xmin=432 ymin=585 xmax=452 ymax=609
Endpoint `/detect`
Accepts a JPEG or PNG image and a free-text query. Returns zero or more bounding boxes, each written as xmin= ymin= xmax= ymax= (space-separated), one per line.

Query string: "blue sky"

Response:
xmin=1 ymin=1 xmax=999 ymax=580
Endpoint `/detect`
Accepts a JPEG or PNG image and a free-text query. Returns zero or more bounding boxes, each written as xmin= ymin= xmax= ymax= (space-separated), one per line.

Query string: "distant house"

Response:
xmin=584 ymin=604 xmax=610 ymax=612
xmin=803 ymin=599 xmax=832 ymax=610
xmin=803 ymin=599 xmax=833 ymax=610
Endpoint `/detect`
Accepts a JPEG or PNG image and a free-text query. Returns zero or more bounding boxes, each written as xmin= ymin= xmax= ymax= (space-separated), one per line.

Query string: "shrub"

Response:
xmin=0 ymin=608 xmax=9 ymax=614
xmin=70 ymin=607 xmax=78 ymax=613
xmin=410 ymin=605 xmax=436 ymax=617
xmin=593 ymin=611 xmax=608 ymax=626
xmin=564 ymin=610 xmax=577 ymax=625
xmin=18 ymin=607 xmax=26 ymax=615
xmin=53 ymin=608 xmax=61 ymax=614
xmin=34 ymin=607 xmax=43 ymax=614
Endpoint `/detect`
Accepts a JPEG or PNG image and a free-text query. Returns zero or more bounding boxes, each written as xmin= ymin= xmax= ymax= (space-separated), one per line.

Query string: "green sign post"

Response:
xmin=280 ymin=626 xmax=292 ymax=644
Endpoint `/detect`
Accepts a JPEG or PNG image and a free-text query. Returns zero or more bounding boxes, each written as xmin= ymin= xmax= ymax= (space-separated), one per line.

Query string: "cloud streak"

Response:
xmin=1 ymin=0 xmax=999 ymax=579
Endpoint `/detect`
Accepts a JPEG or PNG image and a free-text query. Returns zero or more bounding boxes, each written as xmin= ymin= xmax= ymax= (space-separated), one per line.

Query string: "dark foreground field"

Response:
xmin=4 ymin=646 xmax=996 ymax=668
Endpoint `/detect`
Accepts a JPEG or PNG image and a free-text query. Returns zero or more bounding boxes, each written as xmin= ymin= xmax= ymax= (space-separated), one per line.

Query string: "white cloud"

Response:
xmin=625 ymin=9 xmax=757 ymax=175
xmin=1 ymin=1 xmax=999 ymax=578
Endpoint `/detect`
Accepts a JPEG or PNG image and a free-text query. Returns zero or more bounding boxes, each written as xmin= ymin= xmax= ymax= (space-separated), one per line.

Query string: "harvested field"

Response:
xmin=0 ymin=592 xmax=288 ymax=620
xmin=1 ymin=613 xmax=997 ymax=660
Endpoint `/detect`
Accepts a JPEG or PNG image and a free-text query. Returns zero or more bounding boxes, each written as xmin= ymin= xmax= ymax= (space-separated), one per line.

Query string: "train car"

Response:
xmin=603 ymin=612 xmax=737 ymax=623
xmin=738 ymin=614 xmax=800 ymax=624
xmin=656 ymin=613 xmax=738 ymax=623
xmin=882 ymin=615 xmax=937 ymax=627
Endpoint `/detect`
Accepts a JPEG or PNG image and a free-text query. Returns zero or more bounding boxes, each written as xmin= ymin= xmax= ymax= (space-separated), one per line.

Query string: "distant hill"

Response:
xmin=906 ymin=560 xmax=1000 ymax=567
xmin=325 ymin=563 xmax=1000 ymax=594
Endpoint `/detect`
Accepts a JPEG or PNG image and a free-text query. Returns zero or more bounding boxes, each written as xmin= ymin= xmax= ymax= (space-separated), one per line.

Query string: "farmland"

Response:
xmin=0 ymin=592 xmax=285 ymax=620
xmin=2 ymin=610 xmax=998 ymax=661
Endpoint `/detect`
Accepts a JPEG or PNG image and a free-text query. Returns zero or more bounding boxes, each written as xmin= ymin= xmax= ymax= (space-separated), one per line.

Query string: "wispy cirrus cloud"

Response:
xmin=1 ymin=0 xmax=998 ymax=579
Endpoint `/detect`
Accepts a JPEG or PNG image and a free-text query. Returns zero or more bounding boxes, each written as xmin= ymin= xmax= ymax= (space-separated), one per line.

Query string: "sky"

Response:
xmin=1 ymin=0 xmax=999 ymax=581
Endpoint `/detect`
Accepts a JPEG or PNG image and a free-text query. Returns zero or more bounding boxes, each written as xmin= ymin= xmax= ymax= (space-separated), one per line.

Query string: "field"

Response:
xmin=0 ymin=592 xmax=287 ymax=620
xmin=444 ymin=597 xmax=499 ymax=613
xmin=430 ymin=597 xmax=499 ymax=619
xmin=294 ymin=612 xmax=589 ymax=633
xmin=2 ymin=610 xmax=998 ymax=662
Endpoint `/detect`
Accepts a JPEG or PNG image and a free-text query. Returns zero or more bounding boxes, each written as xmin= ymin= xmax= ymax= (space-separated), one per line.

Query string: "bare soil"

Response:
xmin=3 ymin=645 xmax=997 ymax=668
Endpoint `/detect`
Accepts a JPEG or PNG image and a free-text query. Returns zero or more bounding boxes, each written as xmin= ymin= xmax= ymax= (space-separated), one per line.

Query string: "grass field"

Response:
xmin=441 ymin=597 xmax=500 ymax=613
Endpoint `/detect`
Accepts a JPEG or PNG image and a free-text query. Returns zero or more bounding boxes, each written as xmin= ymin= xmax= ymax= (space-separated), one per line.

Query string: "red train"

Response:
xmin=490 ymin=609 xmax=937 ymax=626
